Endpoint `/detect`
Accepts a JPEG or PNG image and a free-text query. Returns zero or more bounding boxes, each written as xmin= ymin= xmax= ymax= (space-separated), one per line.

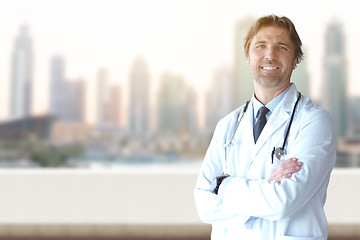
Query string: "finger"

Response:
xmin=277 ymin=169 xmax=293 ymax=181
xmin=278 ymin=173 xmax=292 ymax=183
xmin=278 ymin=163 xmax=303 ymax=182
xmin=282 ymin=158 xmax=298 ymax=168
xmin=269 ymin=159 xmax=302 ymax=182
xmin=281 ymin=164 xmax=301 ymax=176
xmin=273 ymin=164 xmax=299 ymax=182
xmin=270 ymin=165 xmax=292 ymax=182
xmin=269 ymin=168 xmax=282 ymax=181
xmin=269 ymin=172 xmax=278 ymax=182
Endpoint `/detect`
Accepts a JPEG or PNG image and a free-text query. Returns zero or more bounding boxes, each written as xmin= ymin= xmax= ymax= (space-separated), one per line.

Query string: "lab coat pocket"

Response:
xmin=279 ymin=236 xmax=322 ymax=240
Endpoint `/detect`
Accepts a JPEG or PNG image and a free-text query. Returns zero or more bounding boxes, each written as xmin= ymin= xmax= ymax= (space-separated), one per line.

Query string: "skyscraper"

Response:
xmin=49 ymin=55 xmax=85 ymax=122
xmin=67 ymin=78 xmax=86 ymax=122
xmin=96 ymin=68 xmax=122 ymax=129
xmin=184 ymin=86 xmax=198 ymax=134
xmin=10 ymin=25 xmax=33 ymax=119
xmin=291 ymin=47 xmax=310 ymax=98
xmin=348 ymin=97 xmax=360 ymax=137
xmin=50 ymin=55 xmax=67 ymax=120
xmin=233 ymin=17 xmax=255 ymax=109
xmin=106 ymin=85 xmax=122 ymax=127
xmin=205 ymin=65 xmax=233 ymax=131
xmin=323 ymin=20 xmax=348 ymax=139
xmin=96 ymin=68 xmax=109 ymax=128
xmin=128 ymin=57 xmax=151 ymax=134
xmin=157 ymin=72 xmax=186 ymax=133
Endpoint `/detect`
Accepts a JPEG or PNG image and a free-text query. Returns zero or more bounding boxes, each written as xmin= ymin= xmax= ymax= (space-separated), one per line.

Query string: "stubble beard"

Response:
xmin=254 ymin=66 xmax=293 ymax=90
xmin=254 ymin=74 xmax=283 ymax=89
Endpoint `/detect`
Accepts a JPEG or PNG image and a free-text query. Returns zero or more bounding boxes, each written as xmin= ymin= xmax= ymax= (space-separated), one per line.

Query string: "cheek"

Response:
xmin=248 ymin=54 xmax=260 ymax=67
xmin=250 ymin=53 xmax=263 ymax=65
xmin=248 ymin=60 xmax=257 ymax=72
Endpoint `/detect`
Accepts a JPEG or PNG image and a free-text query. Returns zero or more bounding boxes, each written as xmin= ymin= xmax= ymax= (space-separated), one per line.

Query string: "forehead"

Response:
xmin=251 ymin=26 xmax=293 ymax=45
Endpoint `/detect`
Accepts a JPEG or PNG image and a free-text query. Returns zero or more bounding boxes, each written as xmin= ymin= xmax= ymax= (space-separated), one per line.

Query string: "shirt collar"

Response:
xmin=252 ymin=84 xmax=291 ymax=119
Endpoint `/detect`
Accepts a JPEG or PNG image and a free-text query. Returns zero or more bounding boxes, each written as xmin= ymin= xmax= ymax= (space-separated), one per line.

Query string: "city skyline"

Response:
xmin=1 ymin=0 xmax=360 ymax=126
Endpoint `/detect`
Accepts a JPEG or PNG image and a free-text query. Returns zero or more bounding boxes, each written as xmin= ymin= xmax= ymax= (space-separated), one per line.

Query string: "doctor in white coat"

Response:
xmin=194 ymin=15 xmax=336 ymax=240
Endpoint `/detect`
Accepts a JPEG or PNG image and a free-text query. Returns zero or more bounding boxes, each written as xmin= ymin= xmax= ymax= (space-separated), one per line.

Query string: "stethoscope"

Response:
xmin=224 ymin=91 xmax=302 ymax=164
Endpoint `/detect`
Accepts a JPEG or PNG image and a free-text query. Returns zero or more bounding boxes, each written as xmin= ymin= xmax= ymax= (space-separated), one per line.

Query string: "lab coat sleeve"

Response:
xmin=219 ymin=106 xmax=336 ymax=221
xmin=194 ymin=116 xmax=251 ymax=226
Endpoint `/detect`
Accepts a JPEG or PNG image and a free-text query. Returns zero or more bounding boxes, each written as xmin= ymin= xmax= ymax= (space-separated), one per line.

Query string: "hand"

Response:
xmin=269 ymin=158 xmax=302 ymax=183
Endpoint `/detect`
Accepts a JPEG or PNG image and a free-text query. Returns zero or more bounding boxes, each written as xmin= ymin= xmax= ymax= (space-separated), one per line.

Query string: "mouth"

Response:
xmin=261 ymin=65 xmax=280 ymax=71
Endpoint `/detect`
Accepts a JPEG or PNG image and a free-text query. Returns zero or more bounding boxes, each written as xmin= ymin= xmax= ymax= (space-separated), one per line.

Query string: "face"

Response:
xmin=247 ymin=26 xmax=296 ymax=90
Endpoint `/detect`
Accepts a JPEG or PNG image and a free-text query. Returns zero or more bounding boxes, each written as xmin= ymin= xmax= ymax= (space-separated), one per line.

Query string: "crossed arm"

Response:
xmin=194 ymin=109 xmax=335 ymax=225
xmin=215 ymin=157 xmax=302 ymax=193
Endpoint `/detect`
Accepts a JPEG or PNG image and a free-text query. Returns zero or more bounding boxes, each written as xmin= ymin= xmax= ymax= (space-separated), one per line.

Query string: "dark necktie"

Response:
xmin=253 ymin=106 xmax=269 ymax=143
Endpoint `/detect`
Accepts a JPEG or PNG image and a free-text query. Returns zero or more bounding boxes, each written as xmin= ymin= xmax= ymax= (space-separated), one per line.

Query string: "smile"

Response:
xmin=261 ymin=66 xmax=279 ymax=70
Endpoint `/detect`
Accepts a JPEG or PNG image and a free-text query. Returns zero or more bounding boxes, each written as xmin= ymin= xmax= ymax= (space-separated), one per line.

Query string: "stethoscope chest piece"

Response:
xmin=275 ymin=147 xmax=285 ymax=160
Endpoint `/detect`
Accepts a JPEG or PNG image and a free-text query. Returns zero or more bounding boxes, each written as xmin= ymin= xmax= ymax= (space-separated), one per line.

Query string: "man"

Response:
xmin=194 ymin=15 xmax=336 ymax=240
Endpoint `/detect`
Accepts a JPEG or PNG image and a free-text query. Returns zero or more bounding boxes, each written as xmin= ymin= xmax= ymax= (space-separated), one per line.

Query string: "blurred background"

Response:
xmin=0 ymin=0 xmax=359 ymax=168
xmin=0 ymin=0 xmax=359 ymax=239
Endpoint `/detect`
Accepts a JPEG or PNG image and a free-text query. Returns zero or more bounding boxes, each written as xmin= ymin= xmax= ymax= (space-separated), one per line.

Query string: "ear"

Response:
xmin=293 ymin=59 xmax=297 ymax=70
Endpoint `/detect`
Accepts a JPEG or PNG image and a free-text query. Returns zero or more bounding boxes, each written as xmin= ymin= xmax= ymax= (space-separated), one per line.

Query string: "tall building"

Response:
xmin=323 ymin=20 xmax=348 ymax=139
xmin=96 ymin=68 xmax=109 ymax=128
xmin=50 ymin=55 xmax=67 ymax=120
xmin=49 ymin=55 xmax=85 ymax=122
xmin=205 ymin=65 xmax=234 ymax=131
xmin=348 ymin=97 xmax=360 ymax=137
xmin=67 ymin=78 xmax=86 ymax=122
xmin=96 ymin=69 xmax=122 ymax=129
xmin=106 ymin=85 xmax=122 ymax=127
xmin=233 ymin=17 xmax=255 ymax=109
xmin=291 ymin=47 xmax=310 ymax=98
xmin=184 ymin=86 xmax=198 ymax=133
xmin=157 ymin=72 xmax=186 ymax=133
xmin=10 ymin=25 xmax=33 ymax=119
xmin=128 ymin=57 xmax=151 ymax=134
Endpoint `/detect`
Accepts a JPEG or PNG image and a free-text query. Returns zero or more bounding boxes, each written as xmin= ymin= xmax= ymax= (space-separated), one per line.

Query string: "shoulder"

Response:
xmin=217 ymin=102 xmax=248 ymax=127
xmin=297 ymin=95 xmax=334 ymax=132
xmin=212 ymin=102 xmax=250 ymax=139
xmin=299 ymin=96 xmax=332 ymax=121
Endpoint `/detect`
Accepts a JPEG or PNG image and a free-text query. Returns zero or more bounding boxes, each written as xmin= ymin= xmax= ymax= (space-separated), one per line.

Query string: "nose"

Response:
xmin=264 ymin=47 xmax=276 ymax=60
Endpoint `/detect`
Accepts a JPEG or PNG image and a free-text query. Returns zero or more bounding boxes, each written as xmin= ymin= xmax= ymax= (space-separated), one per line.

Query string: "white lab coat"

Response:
xmin=194 ymin=83 xmax=336 ymax=240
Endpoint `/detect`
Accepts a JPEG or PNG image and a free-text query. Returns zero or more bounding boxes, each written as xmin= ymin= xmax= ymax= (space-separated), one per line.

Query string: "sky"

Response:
xmin=0 ymin=0 xmax=359 ymax=123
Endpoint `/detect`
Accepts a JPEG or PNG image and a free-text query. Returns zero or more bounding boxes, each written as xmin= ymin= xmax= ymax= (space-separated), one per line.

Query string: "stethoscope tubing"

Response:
xmin=281 ymin=92 xmax=301 ymax=150
xmin=226 ymin=91 xmax=302 ymax=154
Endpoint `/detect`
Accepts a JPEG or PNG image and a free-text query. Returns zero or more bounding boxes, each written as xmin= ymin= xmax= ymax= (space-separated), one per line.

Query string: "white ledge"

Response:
xmin=0 ymin=166 xmax=358 ymax=237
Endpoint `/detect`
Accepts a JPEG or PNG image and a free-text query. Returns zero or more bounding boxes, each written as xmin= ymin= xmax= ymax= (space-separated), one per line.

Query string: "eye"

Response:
xmin=279 ymin=45 xmax=288 ymax=51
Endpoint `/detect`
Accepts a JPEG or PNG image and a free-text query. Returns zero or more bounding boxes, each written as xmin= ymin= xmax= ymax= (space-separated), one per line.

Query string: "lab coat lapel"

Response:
xmin=251 ymin=84 xmax=299 ymax=159
xmin=253 ymin=108 xmax=290 ymax=154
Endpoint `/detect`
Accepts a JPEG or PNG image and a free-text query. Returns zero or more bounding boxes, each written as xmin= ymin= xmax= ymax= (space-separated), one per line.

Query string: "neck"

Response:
xmin=254 ymin=82 xmax=290 ymax=105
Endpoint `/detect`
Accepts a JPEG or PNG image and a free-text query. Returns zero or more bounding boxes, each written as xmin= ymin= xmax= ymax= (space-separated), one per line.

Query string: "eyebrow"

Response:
xmin=254 ymin=40 xmax=267 ymax=45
